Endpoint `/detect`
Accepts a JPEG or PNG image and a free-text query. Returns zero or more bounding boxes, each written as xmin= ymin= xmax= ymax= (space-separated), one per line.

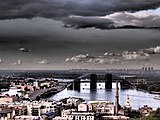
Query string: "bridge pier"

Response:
xmin=90 ymin=74 xmax=97 ymax=90
xmin=105 ymin=74 xmax=112 ymax=89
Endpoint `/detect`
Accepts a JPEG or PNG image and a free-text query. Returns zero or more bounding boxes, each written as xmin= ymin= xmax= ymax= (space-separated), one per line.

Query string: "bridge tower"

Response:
xmin=105 ymin=74 xmax=112 ymax=89
xmin=90 ymin=74 xmax=97 ymax=90
xmin=74 ymin=79 xmax=81 ymax=91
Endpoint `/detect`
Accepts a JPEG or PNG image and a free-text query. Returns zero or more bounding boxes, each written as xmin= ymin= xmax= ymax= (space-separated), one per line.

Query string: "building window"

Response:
xmin=32 ymin=108 xmax=39 ymax=116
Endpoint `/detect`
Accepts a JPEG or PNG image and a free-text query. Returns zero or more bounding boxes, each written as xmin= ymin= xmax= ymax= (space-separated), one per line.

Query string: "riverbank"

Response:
xmin=135 ymin=88 xmax=160 ymax=96
xmin=136 ymin=84 xmax=160 ymax=95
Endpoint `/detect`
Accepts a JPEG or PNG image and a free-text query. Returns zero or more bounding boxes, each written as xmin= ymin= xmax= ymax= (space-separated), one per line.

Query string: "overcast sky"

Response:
xmin=0 ymin=0 xmax=160 ymax=70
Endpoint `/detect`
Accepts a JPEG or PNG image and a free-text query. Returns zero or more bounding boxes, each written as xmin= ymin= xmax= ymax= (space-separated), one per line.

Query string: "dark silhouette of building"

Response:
xmin=105 ymin=74 xmax=112 ymax=89
xmin=90 ymin=74 xmax=97 ymax=90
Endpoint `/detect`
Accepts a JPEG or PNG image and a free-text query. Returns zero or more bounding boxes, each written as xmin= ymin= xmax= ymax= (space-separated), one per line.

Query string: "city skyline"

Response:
xmin=0 ymin=0 xmax=160 ymax=70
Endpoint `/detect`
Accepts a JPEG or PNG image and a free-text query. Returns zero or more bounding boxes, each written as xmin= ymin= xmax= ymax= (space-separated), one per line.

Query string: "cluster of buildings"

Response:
xmin=15 ymin=78 xmax=58 ymax=92
xmin=0 ymin=96 xmax=129 ymax=120
xmin=0 ymin=94 xmax=154 ymax=120
xmin=0 ymin=76 xmax=156 ymax=120
xmin=0 ymin=77 xmax=58 ymax=92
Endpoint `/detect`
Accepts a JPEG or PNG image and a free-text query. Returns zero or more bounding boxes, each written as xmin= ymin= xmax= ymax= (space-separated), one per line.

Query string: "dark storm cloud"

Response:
xmin=0 ymin=0 xmax=160 ymax=20
xmin=64 ymin=12 xmax=160 ymax=29
xmin=63 ymin=16 xmax=114 ymax=29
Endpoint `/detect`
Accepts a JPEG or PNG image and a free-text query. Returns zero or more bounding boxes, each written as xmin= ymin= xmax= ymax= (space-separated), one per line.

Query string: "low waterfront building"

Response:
xmin=78 ymin=103 xmax=88 ymax=112
xmin=0 ymin=100 xmax=57 ymax=119
xmin=139 ymin=105 xmax=153 ymax=117
xmin=61 ymin=109 xmax=95 ymax=120
xmin=87 ymin=101 xmax=115 ymax=115
xmin=19 ymin=83 xmax=34 ymax=92
xmin=61 ymin=109 xmax=76 ymax=120
xmin=27 ymin=101 xmax=56 ymax=117
xmin=71 ymin=112 xmax=95 ymax=120
xmin=11 ymin=105 xmax=27 ymax=116
xmin=27 ymin=101 xmax=41 ymax=116
xmin=95 ymin=103 xmax=114 ymax=115
xmin=33 ymin=80 xmax=39 ymax=89
xmin=78 ymin=101 xmax=115 ymax=116
xmin=0 ymin=109 xmax=13 ymax=120
xmin=0 ymin=95 xmax=13 ymax=103
xmin=66 ymin=97 xmax=83 ymax=107
xmin=39 ymin=79 xmax=58 ymax=89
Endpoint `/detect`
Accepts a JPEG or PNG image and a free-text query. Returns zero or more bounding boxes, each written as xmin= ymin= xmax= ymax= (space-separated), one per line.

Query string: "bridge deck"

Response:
xmin=29 ymin=84 xmax=66 ymax=100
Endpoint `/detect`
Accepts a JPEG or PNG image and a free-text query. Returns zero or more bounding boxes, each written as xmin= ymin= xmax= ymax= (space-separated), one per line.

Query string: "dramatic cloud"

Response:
xmin=63 ymin=16 xmax=114 ymax=29
xmin=65 ymin=54 xmax=120 ymax=64
xmin=65 ymin=54 xmax=94 ymax=62
xmin=104 ymin=52 xmax=121 ymax=56
xmin=145 ymin=46 xmax=160 ymax=54
xmin=0 ymin=0 xmax=160 ymax=29
xmin=64 ymin=10 xmax=160 ymax=29
xmin=0 ymin=0 xmax=160 ymax=20
xmin=35 ymin=59 xmax=53 ymax=64
xmin=104 ymin=50 xmax=151 ymax=62
xmin=104 ymin=11 xmax=160 ymax=28
xmin=66 ymin=45 xmax=160 ymax=65
xmin=122 ymin=51 xmax=150 ymax=61
xmin=87 ymin=58 xmax=120 ymax=64
xmin=38 ymin=60 xmax=49 ymax=64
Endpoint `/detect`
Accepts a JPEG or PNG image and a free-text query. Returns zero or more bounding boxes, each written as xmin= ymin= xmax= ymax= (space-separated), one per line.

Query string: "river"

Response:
xmin=2 ymin=82 xmax=160 ymax=110
xmin=48 ymin=82 xmax=160 ymax=110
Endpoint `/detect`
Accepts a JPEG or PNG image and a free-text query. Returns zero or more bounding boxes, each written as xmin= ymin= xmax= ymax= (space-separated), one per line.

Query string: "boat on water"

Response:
xmin=154 ymin=96 xmax=160 ymax=100
xmin=10 ymin=86 xmax=17 ymax=89
xmin=0 ymin=89 xmax=9 ymax=92
xmin=150 ymin=91 xmax=160 ymax=94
